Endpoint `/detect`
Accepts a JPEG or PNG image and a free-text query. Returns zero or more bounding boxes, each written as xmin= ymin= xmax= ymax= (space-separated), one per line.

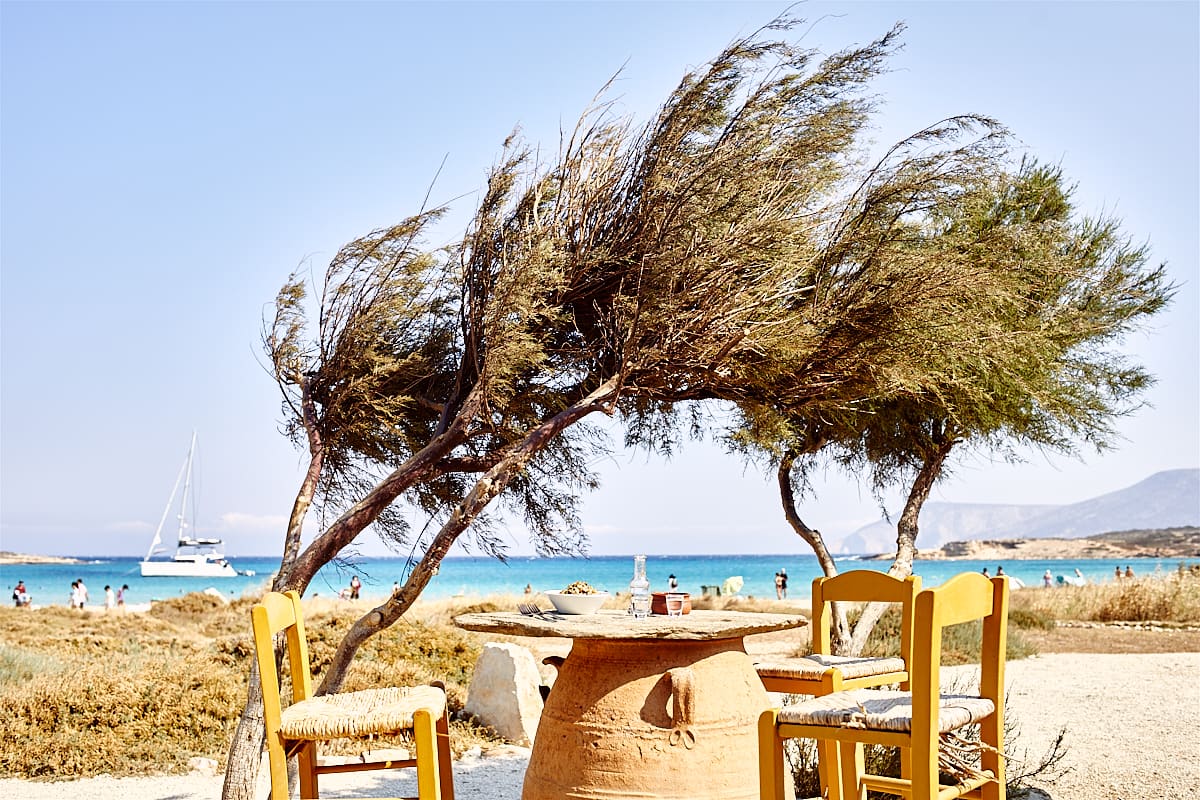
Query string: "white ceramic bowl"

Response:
xmin=544 ymin=590 xmax=610 ymax=615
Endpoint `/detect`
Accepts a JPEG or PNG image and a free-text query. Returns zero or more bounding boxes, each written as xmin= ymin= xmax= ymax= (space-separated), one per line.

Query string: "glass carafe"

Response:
xmin=629 ymin=554 xmax=651 ymax=618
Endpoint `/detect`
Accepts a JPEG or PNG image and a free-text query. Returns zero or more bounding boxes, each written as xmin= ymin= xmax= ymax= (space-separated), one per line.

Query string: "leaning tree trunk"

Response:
xmin=317 ymin=380 xmax=618 ymax=694
xmin=845 ymin=437 xmax=954 ymax=656
xmin=776 ymin=449 xmax=853 ymax=651
xmin=222 ymin=395 xmax=326 ymax=800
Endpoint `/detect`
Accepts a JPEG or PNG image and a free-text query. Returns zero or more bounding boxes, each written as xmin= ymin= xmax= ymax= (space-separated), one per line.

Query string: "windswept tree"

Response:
xmin=732 ymin=159 xmax=1172 ymax=654
xmin=226 ymin=18 xmax=1032 ymax=799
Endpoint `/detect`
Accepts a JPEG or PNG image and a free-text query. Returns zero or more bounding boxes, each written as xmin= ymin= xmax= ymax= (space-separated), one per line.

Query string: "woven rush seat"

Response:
xmin=779 ymin=688 xmax=995 ymax=733
xmin=280 ymin=685 xmax=447 ymax=740
xmin=755 ymin=654 xmax=906 ymax=682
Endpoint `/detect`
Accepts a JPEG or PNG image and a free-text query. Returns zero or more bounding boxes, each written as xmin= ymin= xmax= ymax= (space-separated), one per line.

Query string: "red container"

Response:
xmin=650 ymin=591 xmax=691 ymax=615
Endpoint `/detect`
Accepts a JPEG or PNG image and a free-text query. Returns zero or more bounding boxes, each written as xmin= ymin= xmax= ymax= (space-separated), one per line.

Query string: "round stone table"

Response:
xmin=454 ymin=609 xmax=806 ymax=800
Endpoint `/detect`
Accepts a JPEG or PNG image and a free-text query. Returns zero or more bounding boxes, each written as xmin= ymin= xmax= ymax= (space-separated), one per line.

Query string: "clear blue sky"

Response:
xmin=2 ymin=2 xmax=1196 ymax=558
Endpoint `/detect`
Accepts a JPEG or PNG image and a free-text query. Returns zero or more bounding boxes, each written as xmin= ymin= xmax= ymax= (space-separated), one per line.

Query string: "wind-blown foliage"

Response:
xmin=731 ymin=158 xmax=1172 ymax=654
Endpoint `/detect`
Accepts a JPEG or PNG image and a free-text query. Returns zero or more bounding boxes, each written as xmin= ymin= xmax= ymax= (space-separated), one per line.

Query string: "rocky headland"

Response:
xmin=0 ymin=551 xmax=85 ymax=565
xmin=910 ymin=526 xmax=1200 ymax=561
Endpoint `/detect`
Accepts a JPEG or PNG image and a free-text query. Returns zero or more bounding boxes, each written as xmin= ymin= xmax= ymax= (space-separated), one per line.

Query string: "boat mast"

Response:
xmin=143 ymin=432 xmax=195 ymax=562
xmin=176 ymin=431 xmax=196 ymax=545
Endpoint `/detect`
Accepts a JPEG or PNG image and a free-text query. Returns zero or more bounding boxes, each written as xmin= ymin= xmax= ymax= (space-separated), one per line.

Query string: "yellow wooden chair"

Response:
xmin=759 ymin=573 xmax=1009 ymax=800
xmin=253 ymin=590 xmax=455 ymax=800
xmin=755 ymin=570 xmax=921 ymax=694
xmin=754 ymin=570 xmax=920 ymax=799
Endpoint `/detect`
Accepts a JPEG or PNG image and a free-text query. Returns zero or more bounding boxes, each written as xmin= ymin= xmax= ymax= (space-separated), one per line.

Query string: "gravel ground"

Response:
xmin=1 ymin=652 xmax=1195 ymax=799
xmin=991 ymin=652 xmax=1199 ymax=800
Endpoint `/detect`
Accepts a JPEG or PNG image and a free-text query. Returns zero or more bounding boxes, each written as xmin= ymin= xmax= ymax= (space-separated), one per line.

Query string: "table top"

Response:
xmin=453 ymin=608 xmax=806 ymax=640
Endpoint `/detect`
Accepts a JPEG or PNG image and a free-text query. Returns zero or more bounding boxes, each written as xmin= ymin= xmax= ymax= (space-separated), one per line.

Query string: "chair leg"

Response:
xmin=911 ymin=731 xmax=938 ymax=800
xmin=837 ymin=741 xmax=865 ymax=800
xmin=413 ymin=708 xmax=442 ymax=800
xmin=436 ymin=706 xmax=456 ymax=800
xmin=816 ymin=740 xmax=843 ymax=800
xmin=297 ymin=740 xmax=319 ymax=800
xmin=980 ymin=715 xmax=1005 ymax=800
xmin=758 ymin=709 xmax=786 ymax=800
xmin=265 ymin=736 xmax=290 ymax=800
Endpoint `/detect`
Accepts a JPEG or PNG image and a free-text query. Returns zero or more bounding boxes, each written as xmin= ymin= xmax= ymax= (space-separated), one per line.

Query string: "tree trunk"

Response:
xmin=844 ymin=436 xmax=955 ymax=656
xmin=283 ymin=395 xmax=479 ymax=595
xmin=317 ymin=379 xmax=619 ymax=694
xmin=222 ymin=658 xmax=267 ymax=800
xmin=222 ymin=387 xmax=326 ymax=800
xmin=775 ymin=449 xmax=851 ymax=652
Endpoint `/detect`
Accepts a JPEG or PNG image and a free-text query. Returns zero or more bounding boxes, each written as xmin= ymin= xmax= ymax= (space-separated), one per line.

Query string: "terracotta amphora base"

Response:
xmin=522 ymin=637 xmax=771 ymax=800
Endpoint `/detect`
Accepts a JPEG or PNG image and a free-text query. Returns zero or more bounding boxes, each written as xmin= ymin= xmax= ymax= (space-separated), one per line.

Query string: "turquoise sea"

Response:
xmin=2 ymin=552 xmax=1192 ymax=609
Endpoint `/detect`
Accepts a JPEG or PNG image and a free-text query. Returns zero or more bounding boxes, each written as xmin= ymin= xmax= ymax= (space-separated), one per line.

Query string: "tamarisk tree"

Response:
xmin=225 ymin=18 xmax=1036 ymax=799
xmin=732 ymin=159 xmax=1172 ymax=655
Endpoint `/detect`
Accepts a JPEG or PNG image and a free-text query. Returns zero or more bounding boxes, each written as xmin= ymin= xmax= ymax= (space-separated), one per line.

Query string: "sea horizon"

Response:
xmin=3 ymin=551 xmax=1190 ymax=610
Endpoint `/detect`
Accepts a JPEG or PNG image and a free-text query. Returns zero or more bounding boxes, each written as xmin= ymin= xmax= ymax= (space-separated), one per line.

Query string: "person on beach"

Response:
xmin=996 ymin=566 xmax=1005 ymax=576
xmin=1125 ymin=565 xmax=1135 ymax=579
xmin=1116 ymin=565 xmax=1123 ymax=580
xmin=349 ymin=575 xmax=362 ymax=600
xmin=1043 ymin=569 xmax=1053 ymax=588
xmin=76 ymin=578 xmax=89 ymax=607
xmin=117 ymin=584 xmax=128 ymax=608
xmin=12 ymin=581 xmax=31 ymax=607
xmin=774 ymin=571 xmax=784 ymax=599
xmin=69 ymin=580 xmax=80 ymax=608
xmin=523 ymin=583 xmax=532 ymax=595
xmin=982 ymin=567 xmax=990 ymax=577
xmin=779 ymin=568 xmax=788 ymax=599
xmin=667 ymin=574 xmax=678 ymax=591
xmin=104 ymin=585 xmax=115 ymax=611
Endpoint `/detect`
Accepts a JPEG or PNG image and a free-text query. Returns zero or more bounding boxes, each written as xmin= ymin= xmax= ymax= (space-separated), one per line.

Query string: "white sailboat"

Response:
xmin=140 ymin=432 xmax=238 ymax=578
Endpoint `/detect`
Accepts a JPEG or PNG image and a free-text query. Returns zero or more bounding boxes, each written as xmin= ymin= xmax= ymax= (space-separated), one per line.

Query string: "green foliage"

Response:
xmin=851 ymin=605 xmax=1037 ymax=663
xmin=0 ymin=644 xmax=62 ymax=688
xmin=1008 ymin=608 xmax=1056 ymax=631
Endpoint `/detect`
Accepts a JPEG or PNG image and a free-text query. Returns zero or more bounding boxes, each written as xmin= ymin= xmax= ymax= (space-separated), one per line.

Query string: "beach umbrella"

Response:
xmin=722 ymin=575 xmax=744 ymax=596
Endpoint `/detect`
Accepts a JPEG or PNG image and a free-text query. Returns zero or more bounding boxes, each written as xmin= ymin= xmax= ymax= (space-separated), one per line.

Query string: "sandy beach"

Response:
xmin=2 ymin=649 xmax=1194 ymax=800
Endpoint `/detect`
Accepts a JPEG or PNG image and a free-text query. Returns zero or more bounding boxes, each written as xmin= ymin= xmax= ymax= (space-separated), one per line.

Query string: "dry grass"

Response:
xmin=0 ymin=593 xmax=494 ymax=779
xmin=1008 ymin=567 xmax=1200 ymax=624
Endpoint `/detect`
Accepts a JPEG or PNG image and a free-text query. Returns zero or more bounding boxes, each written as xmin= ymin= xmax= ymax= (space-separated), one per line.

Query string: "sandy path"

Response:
xmin=1 ymin=652 xmax=1195 ymax=799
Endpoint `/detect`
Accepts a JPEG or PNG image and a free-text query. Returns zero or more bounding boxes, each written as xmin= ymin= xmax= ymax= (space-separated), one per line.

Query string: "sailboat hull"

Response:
xmin=140 ymin=559 xmax=238 ymax=578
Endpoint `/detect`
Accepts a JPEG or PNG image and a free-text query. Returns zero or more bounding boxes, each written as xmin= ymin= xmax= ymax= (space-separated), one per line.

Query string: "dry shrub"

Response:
xmin=0 ymin=647 xmax=244 ymax=777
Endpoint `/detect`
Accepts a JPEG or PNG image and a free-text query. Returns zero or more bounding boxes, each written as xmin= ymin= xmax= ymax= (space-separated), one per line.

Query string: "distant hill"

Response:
xmin=838 ymin=469 xmax=1200 ymax=554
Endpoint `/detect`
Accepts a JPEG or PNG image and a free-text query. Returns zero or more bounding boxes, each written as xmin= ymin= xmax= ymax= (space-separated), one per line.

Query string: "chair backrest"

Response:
xmin=810 ymin=570 xmax=921 ymax=660
xmin=252 ymin=590 xmax=315 ymax=731
xmin=909 ymin=573 xmax=1009 ymax=744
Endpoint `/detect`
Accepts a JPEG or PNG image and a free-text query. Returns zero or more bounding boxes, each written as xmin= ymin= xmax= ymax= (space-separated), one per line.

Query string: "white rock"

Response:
xmin=202 ymin=587 xmax=230 ymax=604
xmin=464 ymin=642 xmax=544 ymax=745
xmin=187 ymin=756 xmax=217 ymax=775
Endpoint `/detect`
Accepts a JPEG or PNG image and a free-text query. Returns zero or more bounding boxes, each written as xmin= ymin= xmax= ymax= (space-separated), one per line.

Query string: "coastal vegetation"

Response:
xmin=1 ymin=574 xmax=1196 ymax=780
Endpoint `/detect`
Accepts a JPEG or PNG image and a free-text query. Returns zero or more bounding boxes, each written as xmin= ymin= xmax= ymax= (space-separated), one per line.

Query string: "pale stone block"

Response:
xmin=465 ymin=642 xmax=544 ymax=745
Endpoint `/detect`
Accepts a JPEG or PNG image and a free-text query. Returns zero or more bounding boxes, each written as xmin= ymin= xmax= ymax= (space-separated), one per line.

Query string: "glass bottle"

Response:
xmin=629 ymin=554 xmax=651 ymax=618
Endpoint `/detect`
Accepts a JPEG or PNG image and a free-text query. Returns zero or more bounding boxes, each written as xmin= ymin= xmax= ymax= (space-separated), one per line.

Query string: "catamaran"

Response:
xmin=140 ymin=432 xmax=238 ymax=578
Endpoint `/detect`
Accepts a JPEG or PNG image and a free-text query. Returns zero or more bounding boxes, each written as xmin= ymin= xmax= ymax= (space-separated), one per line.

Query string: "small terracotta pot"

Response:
xmin=651 ymin=592 xmax=691 ymax=615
